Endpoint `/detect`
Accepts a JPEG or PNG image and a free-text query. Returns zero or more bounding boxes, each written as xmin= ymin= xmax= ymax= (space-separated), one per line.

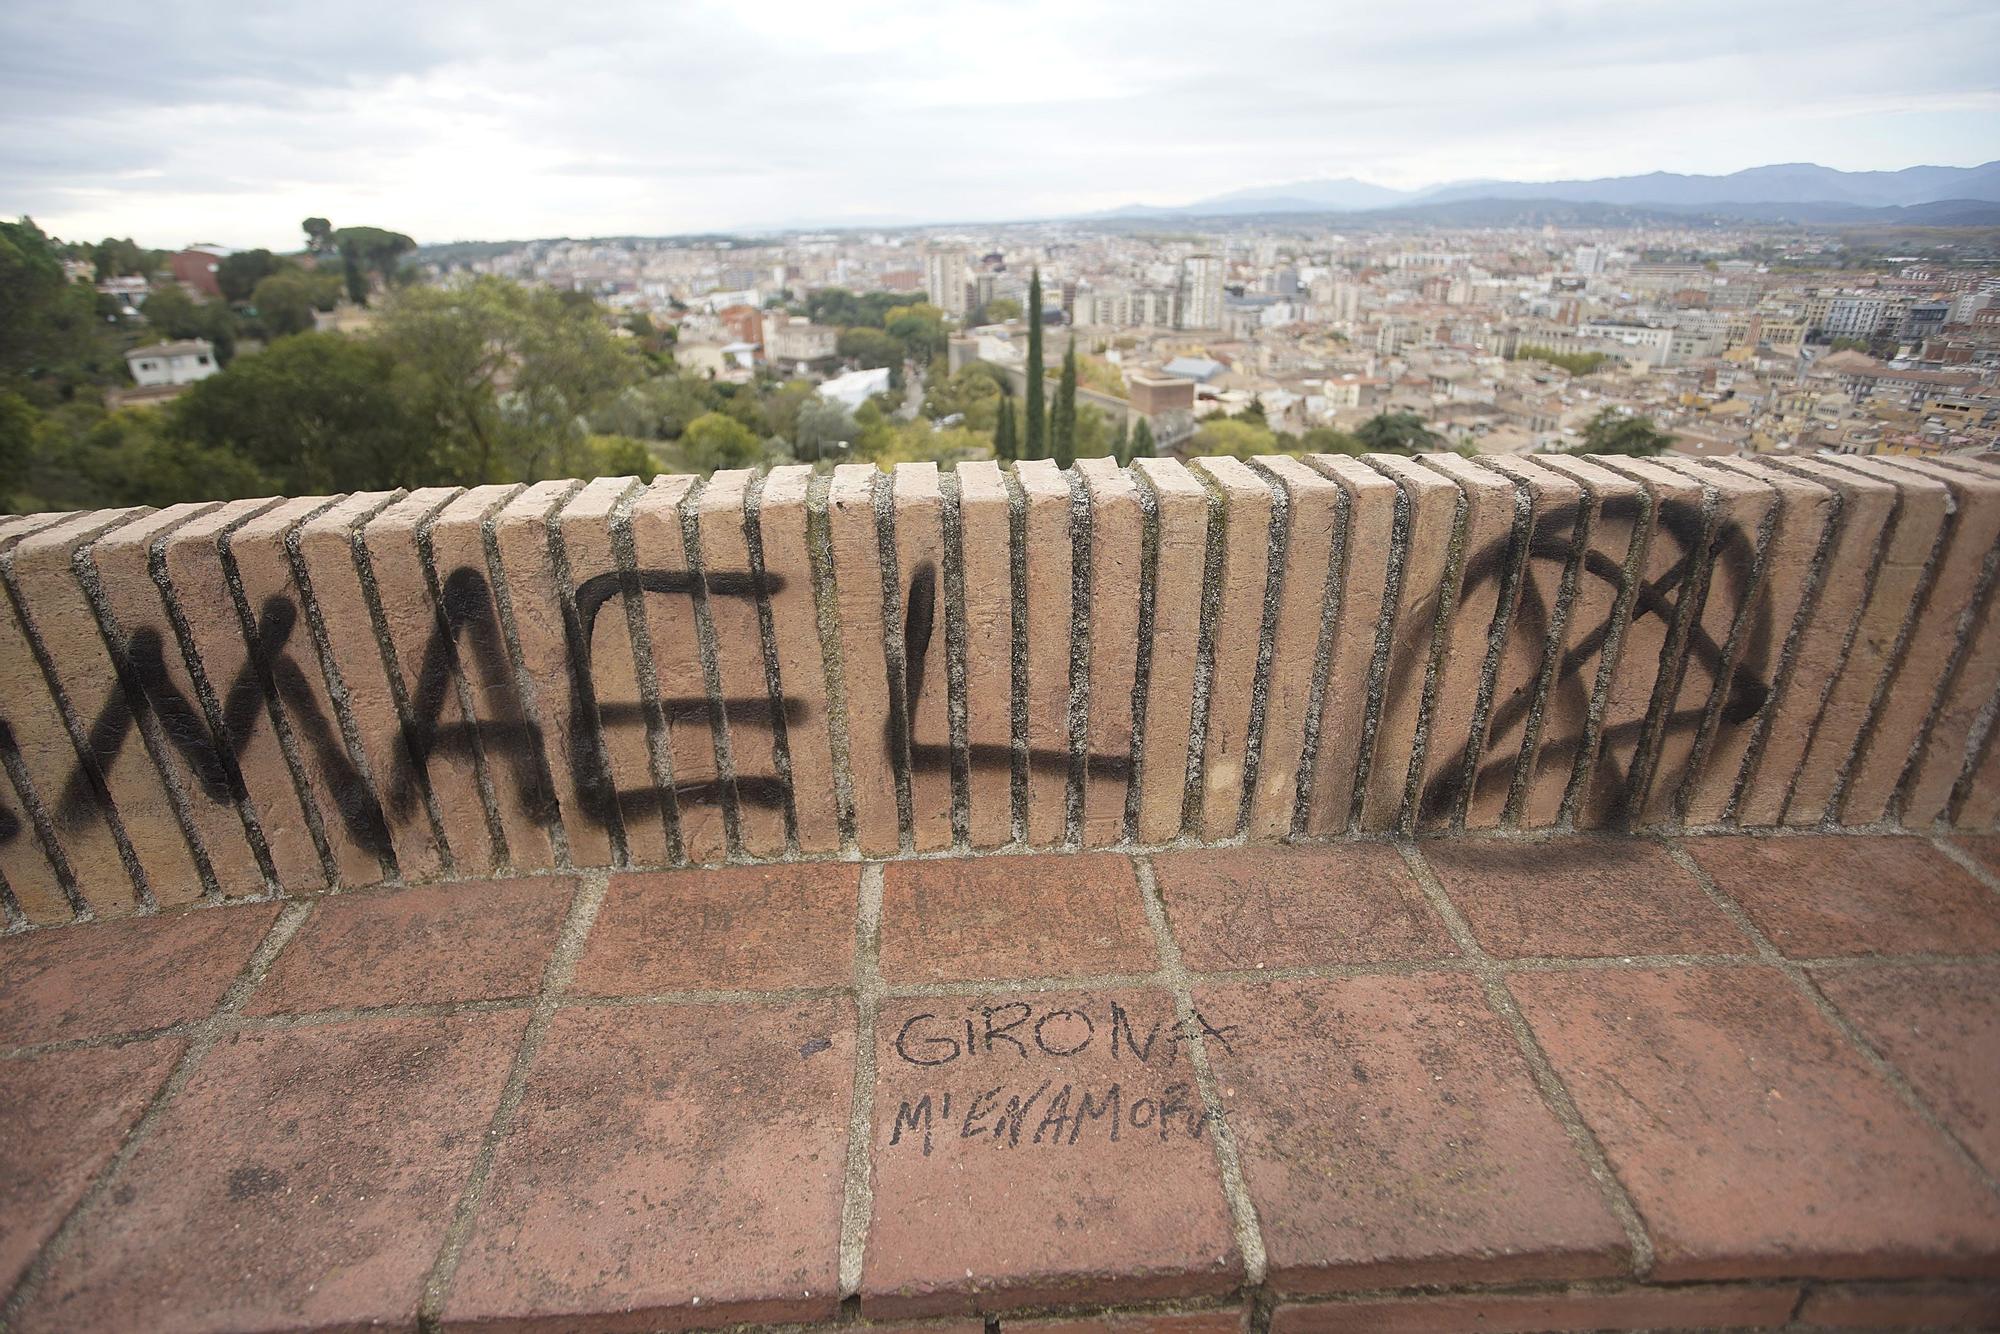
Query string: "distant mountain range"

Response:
xmin=1102 ymin=161 xmax=2000 ymax=223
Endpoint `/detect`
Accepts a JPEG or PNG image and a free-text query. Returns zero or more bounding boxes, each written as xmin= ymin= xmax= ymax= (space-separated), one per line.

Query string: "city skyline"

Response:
xmin=4 ymin=0 xmax=1998 ymax=250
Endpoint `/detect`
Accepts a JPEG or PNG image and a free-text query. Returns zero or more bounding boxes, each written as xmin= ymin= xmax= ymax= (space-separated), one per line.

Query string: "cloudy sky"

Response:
xmin=4 ymin=0 xmax=1996 ymax=250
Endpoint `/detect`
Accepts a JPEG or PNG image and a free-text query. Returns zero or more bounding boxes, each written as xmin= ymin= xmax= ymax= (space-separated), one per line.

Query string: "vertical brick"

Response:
xmin=422 ymin=485 xmax=559 ymax=871
xmin=1359 ymin=456 xmax=1458 ymax=832
xmin=0 ymin=511 xmax=151 ymax=918
xmin=292 ymin=491 xmax=441 ymax=880
xmin=1785 ymin=458 xmax=1945 ymax=825
xmin=1409 ymin=454 xmax=1516 ymax=831
xmin=1737 ymin=458 xmax=1893 ymax=827
xmin=1688 ymin=459 xmax=1836 ymax=827
xmin=1077 ymin=457 xmax=1143 ymax=846
xmin=628 ymin=476 xmax=722 ymax=862
xmin=163 ymin=500 xmax=336 ymax=892
xmin=84 ymin=506 xmax=267 ymax=899
xmin=1017 ymin=459 xmax=1073 ymax=847
xmin=1247 ymin=457 xmax=1339 ymax=840
xmin=890 ymin=463 xmax=952 ymax=851
xmin=9 ymin=514 xmax=205 ymax=907
xmin=755 ymin=466 xmax=840 ymax=854
xmin=955 ymin=461 xmax=1014 ymax=848
xmin=558 ymin=477 xmax=671 ymax=867
xmin=1467 ymin=458 xmax=1583 ymax=829
xmin=0 ymin=512 xmax=140 ymax=921
xmin=361 ymin=488 xmax=503 ymax=876
xmin=1133 ymin=457 xmax=1205 ymax=843
xmin=1571 ymin=458 xmax=1704 ymax=828
xmin=0 ymin=513 xmax=81 ymax=923
xmin=696 ymin=469 xmax=791 ymax=858
xmin=491 ymin=479 xmax=613 ymax=868
xmin=1300 ymin=455 xmax=1396 ymax=836
xmin=238 ymin=496 xmax=400 ymax=887
xmin=1643 ymin=459 xmax=1775 ymax=826
xmin=1849 ymin=457 xmax=2000 ymax=826
xmin=1526 ymin=456 xmax=1645 ymax=829
xmin=824 ymin=464 xmax=900 ymax=855
xmin=1187 ymin=456 xmax=1272 ymax=841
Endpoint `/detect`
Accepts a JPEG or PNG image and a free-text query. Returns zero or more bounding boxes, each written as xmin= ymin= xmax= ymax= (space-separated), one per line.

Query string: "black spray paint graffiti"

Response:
xmin=0 ymin=554 xmax=1047 ymax=868
xmin=0 ymin=494 xmax=1774 ymax=868
xmin=1417 ymin=493 xmax=1771 ymax=826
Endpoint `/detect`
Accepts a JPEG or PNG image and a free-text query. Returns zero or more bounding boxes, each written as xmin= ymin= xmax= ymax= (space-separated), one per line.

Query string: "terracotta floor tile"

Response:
xmin=246 ymin=877 xmax=573 ymax=1014
xmin=1510 ymin=964 xmax=2000 ymax=1280
xmin=1796 ymin=1279 xmax=2000 ymax=1329
xmin=1952 ymin=834 xmax=2000 ymax=881
xmin=1685 ymin=835 xmax=2000 ymax=958
xmin=1269 ymin=1282 xmax=1801 ymax=1334
xmin=1814 ymin=961 xmax=2000 ymax=1176
xmin=0 ymin=1040 xmax=183 ymax=1291
xmin=21 ymin=1012 xmax=526 ymax=1332
xmin=1154 ymin=844 xmax=1455 ymax=970
xmin=446 ymin=999 xmax=854 ymax=1330
xmin=878 ymin=854 xmax=1157 ymax=984
xmin=574 ymin=863 xmax=858 ymax=994
xmin=1195 ymin=973 xmax=1628 ymax=1294
xmin=0 ymin=906 xmax=278 ymax=1045
xmin=864 ymin=986 xmax=1240 ymax=1316
xmin=1422 ymin=837 xmax=1750 ymax=959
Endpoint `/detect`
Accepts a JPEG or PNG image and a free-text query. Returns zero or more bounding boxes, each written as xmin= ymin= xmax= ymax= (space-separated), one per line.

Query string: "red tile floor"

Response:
xmin=3 ymin=832 xmax=1999 ymax=1332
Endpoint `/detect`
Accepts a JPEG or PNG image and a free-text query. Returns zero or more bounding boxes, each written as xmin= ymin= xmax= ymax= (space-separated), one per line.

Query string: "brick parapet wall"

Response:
xmin=1 ymin=452 xmax=1996 ymax=925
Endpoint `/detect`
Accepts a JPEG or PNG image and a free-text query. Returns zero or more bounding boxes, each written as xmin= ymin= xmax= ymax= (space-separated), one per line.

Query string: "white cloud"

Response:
xmin=3 ymin=0 xmax=1995 ymax=248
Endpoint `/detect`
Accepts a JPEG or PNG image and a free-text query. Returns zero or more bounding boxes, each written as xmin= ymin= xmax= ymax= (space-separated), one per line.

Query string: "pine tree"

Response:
xmin=1053 ymin=338 xmax=1078 ymax=468
xmin=994 ymin=394 xmax=1017 ymax=462
xmin=1024 ymin=269 xmax=1045 ymax=458
xmin=1131 ymin=416 xmax=1156 ymax=462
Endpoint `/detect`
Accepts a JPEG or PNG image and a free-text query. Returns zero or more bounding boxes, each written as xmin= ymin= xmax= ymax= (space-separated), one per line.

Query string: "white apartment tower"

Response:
xmin=924 ymin=248 xmax=970 ymax=318
xmin=1180 ymin=253 xmax=1224 ymax=330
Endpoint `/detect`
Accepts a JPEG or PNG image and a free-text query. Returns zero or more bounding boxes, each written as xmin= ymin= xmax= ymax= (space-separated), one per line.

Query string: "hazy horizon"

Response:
xmin=5 ymin=0 xmax=1997 ymax=251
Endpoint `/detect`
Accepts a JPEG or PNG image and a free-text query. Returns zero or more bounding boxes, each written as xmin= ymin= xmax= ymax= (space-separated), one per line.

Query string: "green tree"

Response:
xmin=302 ymin=218 xmax=335 ymax=254
xmin=377 ymin=277 xmax=642 ymax=482
xmin=217 ymin=249 xmax=283 ymax=303
xmin=976 ymin=296 xmax=1021 ymax=324
xmin=794 ymin=394 xmax=853 ymax=462
xmin=993 ymin=395 xmax=1017 ymax=462
xmin=169 ymin=333 xmax=435 ymax=494
xmin=1355 ymin=411 xmax=1442 ymax=454
xmin=680 ymin=411 xmax=762 ymax=473
xmin=332 ymin=226 xmax=416 ymax=306
xmin=250 ymin=271 xmax=319 ymax=338
xmin=1052 ymin=340 xmax=1078 ymax=467
xmin=1191 ymin=417 xmax=1277 ymax=460
xmin=2 ymin=217 xmax=122 ymax=402
xmin=838 ymin=326 xmax=903 ymax=370
xmin=589 ymin=433 xmax=657 ymax=477
xmin=1569 ymin=407 xmax=1672 ymax=457
xmin=1128 ymin=416 xmax=1155 ymax=463
xmin=883 ymin=302 xmax=947 ymax=362
xmin=1300 ymin=426 xmax=1366 ymax=455
xmin=89 ymin=237 xmax=162 ymax=281
xmin=1024 ymin=270 xmax=1045 ymax=458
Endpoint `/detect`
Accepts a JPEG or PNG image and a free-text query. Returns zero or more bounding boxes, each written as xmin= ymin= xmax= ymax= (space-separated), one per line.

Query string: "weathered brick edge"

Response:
xmin=3 ymin=452 xmax=1998 ymax=925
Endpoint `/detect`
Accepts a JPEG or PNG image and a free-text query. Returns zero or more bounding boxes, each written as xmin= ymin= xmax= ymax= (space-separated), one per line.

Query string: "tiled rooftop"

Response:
xmin=5 ymin=831 xmax=1998 ymax=1332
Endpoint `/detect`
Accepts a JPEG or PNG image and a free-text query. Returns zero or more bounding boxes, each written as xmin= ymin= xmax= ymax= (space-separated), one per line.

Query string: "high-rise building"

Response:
xmin=924 ymin=248 xmax=970 ymax=318
xmin=1179 ymin=253 xmax=1223 ymax=330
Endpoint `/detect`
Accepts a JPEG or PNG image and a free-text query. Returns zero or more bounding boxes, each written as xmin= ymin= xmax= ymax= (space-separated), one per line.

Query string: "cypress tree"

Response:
xmin=1024 ymin=269 xmax=1045 ymax=458
xmin=994 ymin=394 xmax=1017 ymax=462
xmin=1113 ymin=417 xmax=1131 ymax=466
xmin=1131 ymin=416 xmax=1156 ymax=462
xmin=1053 ymin=339 xmax=1078 ymax=468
